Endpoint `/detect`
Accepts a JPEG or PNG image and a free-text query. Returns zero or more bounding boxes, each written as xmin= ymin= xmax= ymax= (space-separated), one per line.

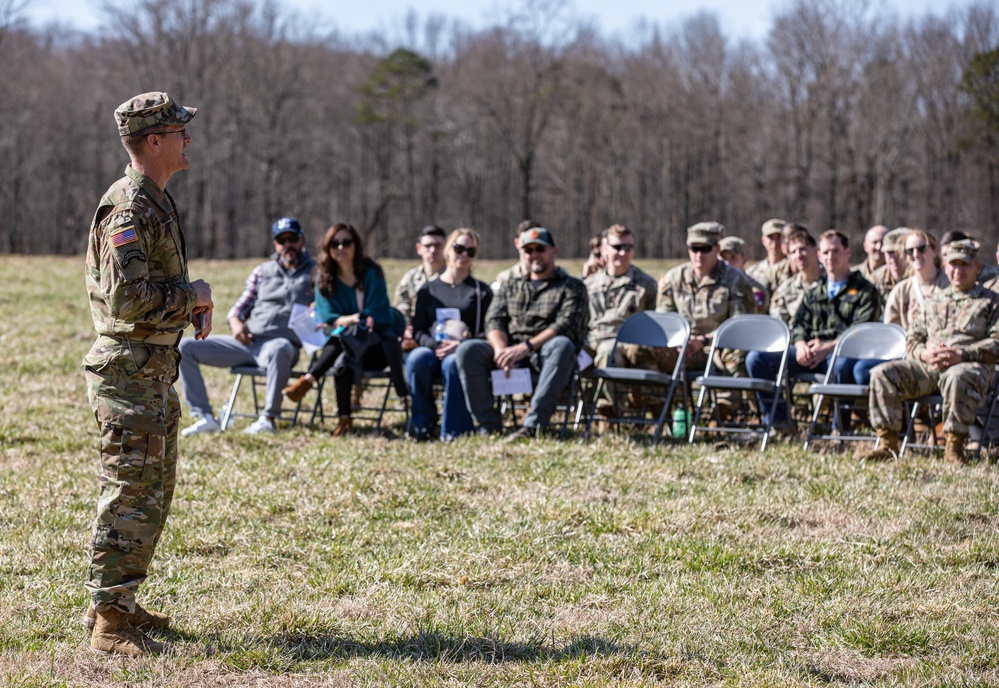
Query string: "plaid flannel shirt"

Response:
xmin=486 ymin=267 xmax=589 ymax=348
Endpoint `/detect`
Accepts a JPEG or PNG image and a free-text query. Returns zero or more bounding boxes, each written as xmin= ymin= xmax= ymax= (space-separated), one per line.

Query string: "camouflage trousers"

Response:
xmin=84 ymin=336 xmax=181 ymax=614
xmin=869 ymin=359 xmax=991 ymax=436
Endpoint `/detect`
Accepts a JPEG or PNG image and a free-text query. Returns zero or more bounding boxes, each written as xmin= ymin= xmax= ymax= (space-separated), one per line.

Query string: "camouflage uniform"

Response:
xmin=747 ymin=257 xmax=793 ymax=297
xmin=870 ymin=284 xmax=999 ymax=435
xmin=83 ymin=162 xmax=200 ymax=614
xmin=979 ymin=263 xmax=999 ymax=285
xmin=870 ymin=263 xmax=905 ymax=303
xmin=395 ymin=264 xmax=442 ymax=325
xmin=851 ymin=259 xmax=881 ymax=284
xmin=883 ymin=270 xmax=949 ymax=331
xmin=585 ymin=265 xmax=659 ymax=368
xmin=770 ymin=268 xmax=825 ymax=326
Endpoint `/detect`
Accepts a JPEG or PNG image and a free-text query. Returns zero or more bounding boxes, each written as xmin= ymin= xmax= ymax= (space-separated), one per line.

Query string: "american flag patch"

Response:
xmin=110 ymin=226 xmax=138 ymax=248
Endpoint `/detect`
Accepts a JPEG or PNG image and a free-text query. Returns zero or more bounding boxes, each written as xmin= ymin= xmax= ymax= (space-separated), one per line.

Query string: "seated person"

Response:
xmin=406 ymin=228 xmax=492 ymax=441
xmin=746 ymin=218 xmax=791 ymax=296
xmin=883 ymin=229 xmax=948 ymax=330
xmin=456 ymin=227 xmax=588 ymax=441
xmin=864 ymin=239 xmax=999 ymax=463
xmin=282 ymin=223 xmax=403 ymax=437
xmin=395 ymin=224 xmax=445 ymax=351
xmin=580 ymin=233 xmax=605 ymax=280
xmin=770 ymin=227 xmax=824 ymax=326
xmin=747 ymin=230 xmax=881 ymax=424
xmin=179 ymin=217 xmax=315 ymax=435
xmin=719 ymin=235 xmax=769 ymax=313
xmin=851 ymin=224 xmax=888 ymax=283
xmin=871 ymin=228 xmax=910 ymax=302
xmin=491 ymin=218 xmax=539 ymax=292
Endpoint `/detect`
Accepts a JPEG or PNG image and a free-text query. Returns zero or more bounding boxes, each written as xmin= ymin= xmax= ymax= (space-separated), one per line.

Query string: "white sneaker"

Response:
xmin=181 ymin=415 xmax=220 ymax=436
xmin=244 ymin=416 xmax=276 ymax=434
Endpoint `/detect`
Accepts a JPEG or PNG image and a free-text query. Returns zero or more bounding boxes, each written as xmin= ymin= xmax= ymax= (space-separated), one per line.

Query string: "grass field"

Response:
xmin=1 ymin=254 xmax=997 ymax=686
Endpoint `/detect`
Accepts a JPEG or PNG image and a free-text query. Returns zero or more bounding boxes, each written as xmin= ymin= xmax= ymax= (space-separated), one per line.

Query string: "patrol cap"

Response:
xmin=272 ymin=217 xmax=303 ymax=239
xmin=761 ymin=218 xmax=786 ymax=237
xmin=946 ymin=239 xmax=979 ymax=264
xmin=687 ymin=222 xmax=724 ymax=247
xmin=519 ymin=226 xmax=555 ymax=248
xmin=718 ymin=236 xmax=746 ymax=255
xmin=115 ymin=91 xmax=197 ymax=136
xmin=882 ymin=227 xmax=911 ymax=254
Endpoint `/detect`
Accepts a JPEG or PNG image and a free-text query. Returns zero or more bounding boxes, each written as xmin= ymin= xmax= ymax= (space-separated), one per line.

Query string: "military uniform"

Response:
xmin=851 ymin=259 xmax=881 ymax=284
xmin=979 ymin=263 xmax=999 ymax=285
xmin=770 ymin=268 xmax=825 ymax=326
xmin=746 ymin=257 xmax=793 ymax=297
xmin=395 ymin=264 xmax=442 ymax=324
xmin=870 ymin=263 xmax=905 ymax=303
xmin=883 ymin=270 xmax=949 ymax=331
xmin=870 ymin=283 xmax=999 ymax=435
xmin=585 ymin=265 xmax=659 ymax=368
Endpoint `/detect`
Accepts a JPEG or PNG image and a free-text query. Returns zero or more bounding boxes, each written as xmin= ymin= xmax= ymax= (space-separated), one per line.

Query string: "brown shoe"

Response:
xmin=90 ymin=607 xmax=165 ymax=657
xmin=944 ymin=433 xmax=967 ymax=464
xmin=332 ymin=416 xmax=352 ymax=437
xmin=82 ymin=601 xmax=169 ymax=631
xmin=283 ymin=375 xmax=313 ymax=402
xmin=862 ymin=429 xmax=900 ymax=462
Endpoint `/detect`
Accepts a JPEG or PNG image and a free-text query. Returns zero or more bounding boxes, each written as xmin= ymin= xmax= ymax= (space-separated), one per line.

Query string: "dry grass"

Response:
xmin=1 ymin=255 xmax=998 ymax=686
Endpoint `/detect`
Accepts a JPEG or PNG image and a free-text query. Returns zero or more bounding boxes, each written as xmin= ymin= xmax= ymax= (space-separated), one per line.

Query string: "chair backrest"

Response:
xmin=833 ymin=322 xmax=907 ymax=361
xmin=613 ymin=311 xmax=690 ymax=349
xmin=712 ymin=315 xmax=790 ymax=354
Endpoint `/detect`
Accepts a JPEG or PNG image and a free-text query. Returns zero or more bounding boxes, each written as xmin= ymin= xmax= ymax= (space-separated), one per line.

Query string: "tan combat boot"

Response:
xmin=82 ymin=601 xmax=169 ymax=631
xmin=90 ymin=607 xmax=165 ymax=657
xmin=944 ymin=433 xmax=967 ymax=464
xmin=862 ymin=429 xmax=900 ymax=461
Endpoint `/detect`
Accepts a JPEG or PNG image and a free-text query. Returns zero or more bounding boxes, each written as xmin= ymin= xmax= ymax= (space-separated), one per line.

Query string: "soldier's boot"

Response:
xmin=82 ymin=601 xmax=169 ymax=631
xmin=944 ymin=433 xmax=967 ymax=464
xmin=862 ymin=429 xmax=900 ymax=462
xmin=90 ymin=607 xmax=165 ymax=657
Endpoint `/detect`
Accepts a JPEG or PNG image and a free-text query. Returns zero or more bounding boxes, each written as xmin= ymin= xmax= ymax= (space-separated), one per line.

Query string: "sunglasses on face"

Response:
xmin=905 ymin=244 xmax=929 ymax=257
xmin=330 ymin=238 xmax=354 ymax=250
xmin=451 ymin=244 xmax=477 ymax=258
xmin=608 ymin=243 xmax=635 ymax=253
xmin=522 ymin=245 xmax=547 ymax=255
xmin=688 ymin=244 xmax=713 ymax=254
xmin=274 ymin=234 xmax=300 ymax=245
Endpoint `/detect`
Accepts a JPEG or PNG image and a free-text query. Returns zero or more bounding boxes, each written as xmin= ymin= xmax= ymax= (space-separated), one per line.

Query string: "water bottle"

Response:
xmin=672 ymin=408 xmax=689 ymax=439
xmin=434 ymin=321 xmax=447 ymax=342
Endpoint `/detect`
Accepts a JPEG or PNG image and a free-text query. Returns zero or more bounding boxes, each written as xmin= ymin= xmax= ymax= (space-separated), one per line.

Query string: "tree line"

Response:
xmin=1 ymin=0 xmax=998 ymax=263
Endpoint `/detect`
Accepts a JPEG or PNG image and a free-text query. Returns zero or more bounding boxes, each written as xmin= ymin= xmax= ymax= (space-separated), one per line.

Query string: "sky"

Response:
xmin=15 ymin=0 xmax=983 ymax=42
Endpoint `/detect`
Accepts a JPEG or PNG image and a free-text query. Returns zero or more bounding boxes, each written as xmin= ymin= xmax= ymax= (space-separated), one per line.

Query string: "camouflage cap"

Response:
xmin=718 ymin=236 xmax=746 ymax=255
xmin=946 ymin=239 xmax=979 ymax=264
xmin=882 ymin=227 xmax=911 ymax=254
xmin=687 ymin=222 xmax=724 ymax=247
xmin=115 ymin=92 xmax=197 ymax=136
xmin=519 ymin=226 xmax=555 ymax=248
xmin=761 ymin=218 xmax=786 ymax=237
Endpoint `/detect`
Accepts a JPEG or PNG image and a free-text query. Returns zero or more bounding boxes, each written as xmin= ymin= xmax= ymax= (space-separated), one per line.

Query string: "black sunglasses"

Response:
xmin=608 ymin=243 xmax=635 ymax=253
xmin=330 ymin=238 xmax=354 ymax=249
xmin=688 ymin=244 xmax=713 ymax=254
xmin=904 ymin=244 xmax=929 ymax=257
xmin=522 ymin=245 xmax=547 ymax=255
xmin=274 ymin=234 xmax=300 ymax=245
xmin=452 ymin=244 xmax=477 ymax=258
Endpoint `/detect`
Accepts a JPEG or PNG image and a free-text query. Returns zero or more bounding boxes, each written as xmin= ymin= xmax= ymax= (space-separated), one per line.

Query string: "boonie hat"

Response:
xmin=946 ymin=239 xmax=979 ymax=264
xmin=882 ymin=227 xmax=911 ymax=254
xmin=272 ymin=217 xmax=303 ymax=239
xmin=687 ymin=222 xmax=724 ymax=247
xmin=520 ymin=227 xmax=555 ymax=248
xmin=115 ymin=92 xmax=197 ymax=136
xmin=718 ymin=236 xmax=746 ymax=255
xmin=761 ymin=218 xmax=786 ymax=237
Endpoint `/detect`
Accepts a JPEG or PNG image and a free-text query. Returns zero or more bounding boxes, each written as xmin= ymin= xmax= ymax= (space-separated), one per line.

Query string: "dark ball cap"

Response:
xmin=272 ymin=217 xmax=303 ymax=238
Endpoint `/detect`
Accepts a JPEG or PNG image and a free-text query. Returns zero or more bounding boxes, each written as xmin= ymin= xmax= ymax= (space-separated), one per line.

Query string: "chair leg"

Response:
xmin=803 ymin=393 xmax=825 ymax=451
xmin=689 ymin=387 xmax=707 ymax=443
xmin=221 ymin=374 xmax=244 ymax=432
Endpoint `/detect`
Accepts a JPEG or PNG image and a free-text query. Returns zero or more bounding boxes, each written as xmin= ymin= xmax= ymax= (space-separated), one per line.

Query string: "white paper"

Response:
xmin=491 ymin=368 xmax=534 ymax=396
xmin=435 ymin=307 xmax=461 ymax=323
xmin=289 ymin=303 xmax=327 ymax=355
xmin=577 ymin=349 xmax=593 ymax=371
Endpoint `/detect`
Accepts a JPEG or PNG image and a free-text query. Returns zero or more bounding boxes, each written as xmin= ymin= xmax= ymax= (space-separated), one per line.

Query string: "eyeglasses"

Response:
xmin=905 ymin=245 xmax=929 ymax=257
xmin=420 ymin=242 xmax=444 ymax=250
xmin=330 ymin=238 xmax=354 ymax=249
xmin=522 ymin=245 xmax=548 ymax=255
xmin=688 ymin=244 xmax=713 ymax=254
xmin=274 ymin=234 xmax=301 ymax=245
xmin=608 ymin=243 xmax=634 ymax=253
xmin=146 ymin=128 xmax=187 ymax=139
xmin=452 ymin=244 xmax=477 ymax=258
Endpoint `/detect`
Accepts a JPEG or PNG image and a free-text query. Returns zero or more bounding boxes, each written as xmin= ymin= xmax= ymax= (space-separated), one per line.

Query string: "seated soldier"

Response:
xmin=770 ymin=227 xmax=824 ymax=326
xmin=851 ymin=224 xmax=888 ymax=283
xmin=719 ymin=236 xmax=769 ymax=314
xmin=395 ymin=225 xmax=446 ymax=351
xmin=746 ymin=218 xmax=791 ymax=296
xmin=883 ymin=229 xmax=948 ymax=330
xmin=871 ymin=228 xmax=910 ymax=303
xmin=864 ymin=239 xmax=999 ymax=463
xmin=941 ymin=230 xmax=999 ymax=284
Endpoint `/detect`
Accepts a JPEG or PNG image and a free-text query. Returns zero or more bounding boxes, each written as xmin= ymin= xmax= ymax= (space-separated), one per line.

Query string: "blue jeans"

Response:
xmin=405 ymin=346 xmax=474 ymax=440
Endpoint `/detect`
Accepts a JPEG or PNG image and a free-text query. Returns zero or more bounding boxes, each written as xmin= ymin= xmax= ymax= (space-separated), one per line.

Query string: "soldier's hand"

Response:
xmin=194 ymin=307 xmax=213 ymax=340
xmin=192 ymin=279 xmax=213 ymax=309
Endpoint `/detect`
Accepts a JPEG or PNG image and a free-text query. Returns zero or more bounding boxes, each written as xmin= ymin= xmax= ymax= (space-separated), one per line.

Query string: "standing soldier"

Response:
xmin=82 ymin=92 xmax=213 ymax=656
xmin=864 ymin=239 xmax=999 ymax=463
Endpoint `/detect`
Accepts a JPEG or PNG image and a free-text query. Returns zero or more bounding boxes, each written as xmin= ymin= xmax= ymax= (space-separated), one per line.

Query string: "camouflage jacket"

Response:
xmin=908 ymin=284 xmax=999 ymax=364
xmin=851 ymin=259 xmax=881 ymax=284
xmin=487 ymin=267 xmax=589 ymax=348
xmin=656 ymin=261 xmax=756 ymax=336
xmin=742 ymin=270 xmax=770 ymax=314
xmin=792 ymin=271 xmax=881 ymax=344
xmin=584 ymin=265 xmax=658 ymax=348
xmin=395 ymin=264 xmax=442 ymax=325
xmin=85 ymin=165 xmax=197 ymax=339
xmin=871 ymin=264 xmax=906 ymax=302
xmin=746 ymin=257 xmax=792 ymax=296
xmin=883 ymin=269 xmax=949 ymax=331
xmin=770 ymin=268 xmax=825 ymax=326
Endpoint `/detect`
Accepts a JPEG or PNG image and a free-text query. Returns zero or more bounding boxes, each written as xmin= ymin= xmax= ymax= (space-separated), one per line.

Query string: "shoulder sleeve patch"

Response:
xmin=110 ymin=226 xmax=139 ymax=248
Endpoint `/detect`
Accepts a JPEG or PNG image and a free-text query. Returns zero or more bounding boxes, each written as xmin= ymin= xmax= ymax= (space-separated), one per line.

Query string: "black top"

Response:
xmin=413 ymin=275 xmax=493 ymax=349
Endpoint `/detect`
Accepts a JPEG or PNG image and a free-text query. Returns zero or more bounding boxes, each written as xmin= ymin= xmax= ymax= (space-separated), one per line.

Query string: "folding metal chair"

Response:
xmin=689 ymin=315 xmax=792 ymax=450
xmin=500 ymin=357 xmax=582 ymax=439
xmin=219 ymin=365 xmax=307 ymax=431
xmin=802 ymin=322 xmax=907 ymax=450
xmin=582 ymin=311 xmax=690 ymax=443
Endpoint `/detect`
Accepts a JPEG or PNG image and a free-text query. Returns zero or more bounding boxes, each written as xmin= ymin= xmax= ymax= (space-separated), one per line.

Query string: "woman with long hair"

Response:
xmin=406 ymin=228 xmax=492 ymax=441
xmin=884 ymin=230 xmax=947 ymax=330
xmin=283 ymin=223 xmax=395 ymax=437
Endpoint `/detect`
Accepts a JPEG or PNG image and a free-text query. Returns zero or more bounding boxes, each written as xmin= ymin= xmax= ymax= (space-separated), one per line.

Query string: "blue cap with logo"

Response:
xmin=272 ymin=217 xmax=303 ymax=239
